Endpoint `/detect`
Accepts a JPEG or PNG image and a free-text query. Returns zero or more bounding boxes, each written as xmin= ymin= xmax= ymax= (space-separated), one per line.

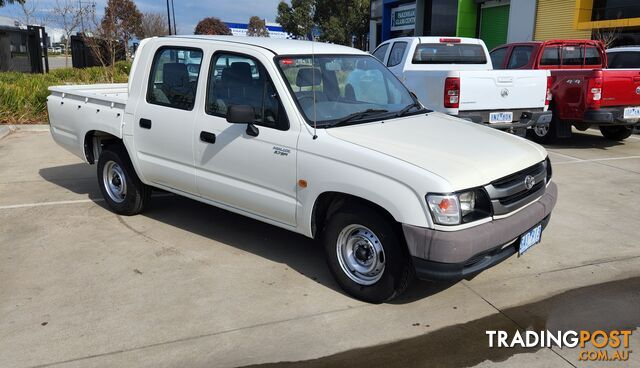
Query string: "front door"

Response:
xmin=133 ymin=46 xmax=204 ymax=194
xmin=194 ymin=48 xmax=299 ymax=226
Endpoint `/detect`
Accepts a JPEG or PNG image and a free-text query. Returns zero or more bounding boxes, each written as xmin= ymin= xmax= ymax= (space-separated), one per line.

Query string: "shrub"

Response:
xmin=0 ymin=61 xmax=131 ymax=124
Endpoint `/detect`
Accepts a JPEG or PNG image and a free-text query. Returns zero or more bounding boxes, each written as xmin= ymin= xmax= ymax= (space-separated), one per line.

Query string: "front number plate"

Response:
xmin=519 ymin=224 xmax=542 ymax=256
xmin=623 ymin=107 xmax=640 ymax=119
xmin=489 ymin=112 xmax=513 ymax=124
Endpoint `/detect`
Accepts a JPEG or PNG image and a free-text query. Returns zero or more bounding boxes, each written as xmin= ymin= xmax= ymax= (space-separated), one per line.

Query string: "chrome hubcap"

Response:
xmin=336 ymin=224 xmax=385 ymax=285
xmin=103 ymin=161 xmax=127 ymax=203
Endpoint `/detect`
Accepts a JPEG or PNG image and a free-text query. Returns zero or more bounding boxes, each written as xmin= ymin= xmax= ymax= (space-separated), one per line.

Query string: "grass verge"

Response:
xmin=0 ymin=62 xmax=130 ymax=124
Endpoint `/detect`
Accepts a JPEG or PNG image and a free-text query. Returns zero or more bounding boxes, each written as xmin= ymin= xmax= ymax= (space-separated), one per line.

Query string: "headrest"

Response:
xmin=296 ymin=68 xmax=322 ymax=87
xmin=356 ymin=59 xmax=376 ymax=70
xmin=163 ymin=63 xmax=189 ymax=86
xmin=222 ymin=62 xmax=253 ymax=84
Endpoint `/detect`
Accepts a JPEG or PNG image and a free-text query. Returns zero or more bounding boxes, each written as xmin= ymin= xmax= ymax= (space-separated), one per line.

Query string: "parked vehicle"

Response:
xmin=607 ymin=46 xmax=640 ymax=69
xmin=491 ymin=40 xmax=640 ymax=142
xmin=372 ymin=37 xmax=553 ymax=136
xmin=47 ymin=36 xmax=557 ymax=303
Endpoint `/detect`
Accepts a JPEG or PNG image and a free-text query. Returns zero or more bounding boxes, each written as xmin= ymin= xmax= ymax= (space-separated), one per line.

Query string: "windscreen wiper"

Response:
xmin=326 ymin=109 xmax=390 ymax=128
xmin=396 ymin=102 xmax=429 ymax=117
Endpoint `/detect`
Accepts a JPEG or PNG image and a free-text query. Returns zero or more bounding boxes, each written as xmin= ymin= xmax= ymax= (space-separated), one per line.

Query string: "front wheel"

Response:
xmin=599 ymin=125 xmax=633 ymax=141
xmin=97 ymin=145 xmax=151 ymax=215
xmin=322 ymin=206 xmax=413 ymax=303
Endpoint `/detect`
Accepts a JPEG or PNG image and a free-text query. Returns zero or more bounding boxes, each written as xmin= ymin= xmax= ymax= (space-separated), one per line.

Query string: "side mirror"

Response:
xmin=226 ymin=105 xmax=255 ymax=124
xmin=226 ymin=105 xmax=259 ymax=137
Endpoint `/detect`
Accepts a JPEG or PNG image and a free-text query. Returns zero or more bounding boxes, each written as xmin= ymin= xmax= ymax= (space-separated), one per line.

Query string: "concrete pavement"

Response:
xmin=0 ymin=128 xmax=638 ymax=368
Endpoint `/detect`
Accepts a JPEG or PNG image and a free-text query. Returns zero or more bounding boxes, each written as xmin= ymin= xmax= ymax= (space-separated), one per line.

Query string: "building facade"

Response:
xmin=370 ymin=0 xmax=640 ymax=51
xmin=370 ymin=0 xmax=537 ymax=50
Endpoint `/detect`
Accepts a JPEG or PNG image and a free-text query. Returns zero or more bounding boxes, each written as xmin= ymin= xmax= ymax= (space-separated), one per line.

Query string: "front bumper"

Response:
xmin=458 ymin=110 xmax=552 ymax=130
xmin=403 ymin=181 xmax=558 ymax=281
xmin=583 ymin=108 xmax=640 ymax=125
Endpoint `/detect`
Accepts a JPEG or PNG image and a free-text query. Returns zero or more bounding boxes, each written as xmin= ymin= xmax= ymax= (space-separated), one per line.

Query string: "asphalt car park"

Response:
xmin=1 ymin=127 xmax=639 ymax=368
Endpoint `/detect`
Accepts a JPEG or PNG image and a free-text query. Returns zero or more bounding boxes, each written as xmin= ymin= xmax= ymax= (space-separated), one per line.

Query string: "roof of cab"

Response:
xmin=165 ymin=35 xmax=367 ymax=56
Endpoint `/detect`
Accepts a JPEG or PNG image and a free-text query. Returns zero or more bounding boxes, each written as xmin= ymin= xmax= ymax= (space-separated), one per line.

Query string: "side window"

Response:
xmin=540 ymin=46 xmax=560 ymax=66
xmin=147 ymin=47 xmax=203 ymax=110
xmin=206 ymin=53 xmax=288 ymax=130
xmin=584 ymin=46 xmax=602 ymax=65
xmin=507 ymin=46 xmax=533 ymax=69
xmin=387 ymin=42 xmax=407 ymax=67
xmin=372 ymin=43 xmax=389 ymax=62
xmin=562 ymin=45 xmax=583 ymax=66
xmin=490 ymin=47 xmax=508 ymax=69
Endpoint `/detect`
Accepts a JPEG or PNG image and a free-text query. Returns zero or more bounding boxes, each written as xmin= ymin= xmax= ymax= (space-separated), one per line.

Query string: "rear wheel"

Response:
xmin=322 ymin=206 xmax=413 ymax=303
xmin=599 ymin=125 xmax=633 ymax=141
xmin=97 ymin=145 xmax=150 ymax=215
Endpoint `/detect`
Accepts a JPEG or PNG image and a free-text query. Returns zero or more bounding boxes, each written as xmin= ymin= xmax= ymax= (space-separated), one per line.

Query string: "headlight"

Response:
xmin=426 ymin=188 xmax=491 ymax=226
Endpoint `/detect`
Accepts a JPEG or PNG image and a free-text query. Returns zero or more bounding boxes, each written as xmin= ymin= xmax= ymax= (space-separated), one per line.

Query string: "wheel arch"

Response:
xmin=84 ymin=130 xmax=124 ymax=164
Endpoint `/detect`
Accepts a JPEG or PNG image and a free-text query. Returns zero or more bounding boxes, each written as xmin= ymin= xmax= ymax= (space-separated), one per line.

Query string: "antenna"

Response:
xmin=311 ymin=34 xmax=318 ymax=140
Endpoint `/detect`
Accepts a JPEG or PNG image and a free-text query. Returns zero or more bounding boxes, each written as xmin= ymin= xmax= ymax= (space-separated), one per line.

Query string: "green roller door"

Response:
xmin=480 ymin=5 xmax=509 ymax=51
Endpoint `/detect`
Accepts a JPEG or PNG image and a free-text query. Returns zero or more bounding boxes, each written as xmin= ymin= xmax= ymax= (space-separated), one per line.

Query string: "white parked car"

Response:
xmin=372 ymin=37 xmax=553 ymax=136
xmin=47 ymin=36 xmax=557 ymax=302
xmin=606 ymin=46 xmax=640 ymax=68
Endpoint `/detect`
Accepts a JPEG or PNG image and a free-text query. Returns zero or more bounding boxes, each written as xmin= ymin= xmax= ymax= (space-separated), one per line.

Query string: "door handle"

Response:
xmin=200 ymin=131 xmax=216 ymax=144
xmin=139 ymin=118 xmax=152 ymax=129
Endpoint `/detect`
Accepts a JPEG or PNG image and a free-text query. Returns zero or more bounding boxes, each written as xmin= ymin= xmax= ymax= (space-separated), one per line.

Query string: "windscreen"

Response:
xmin=412 ymin=43 xmax=487 ymax=64
xmin=276 ymin=55 xmax=416 ymax=127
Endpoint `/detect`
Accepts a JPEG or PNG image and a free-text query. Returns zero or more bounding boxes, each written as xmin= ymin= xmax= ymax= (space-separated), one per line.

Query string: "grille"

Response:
xmin=485 ymin=161 xmax=548 ymax=215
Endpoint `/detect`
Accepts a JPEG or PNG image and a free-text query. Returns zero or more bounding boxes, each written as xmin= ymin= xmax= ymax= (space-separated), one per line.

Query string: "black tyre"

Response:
xmin=97 ymin=145 xmax=151 ymax=215
xmin=322 ymin=206 xmax=413 ymax=303
xmin=599 ymin=125 xmax=633 ymax=141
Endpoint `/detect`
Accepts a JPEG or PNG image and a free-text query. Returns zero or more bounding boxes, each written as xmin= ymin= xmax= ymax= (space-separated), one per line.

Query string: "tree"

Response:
xmin=247 ymin=16 xmax=269 ymax=37
xmin=0 ymin=0 xmax=24 ymax=7
xmin=194 ymin=17 xmax=231 ymax=35
xmin=276 ymin=0 xmax=314 ymax=39
xmin=315 ymin=0 xmax=370 ymax=48
xmin=51 ymin=0 xmax=85 ymax=67
xmin=138 ymin=11 xmax=169 ymax=39
xmin=18 ymin=0 xmax=37 ymax=25
xmin=101 ymin=0 xmax=142 ymax=59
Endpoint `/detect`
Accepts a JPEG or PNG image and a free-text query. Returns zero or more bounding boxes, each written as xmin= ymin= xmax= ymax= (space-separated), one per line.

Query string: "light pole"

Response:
xmin=78 ymin=0 xmax=95 ymax=34
xmin=166 ymin=0 xmax=172 ymax=35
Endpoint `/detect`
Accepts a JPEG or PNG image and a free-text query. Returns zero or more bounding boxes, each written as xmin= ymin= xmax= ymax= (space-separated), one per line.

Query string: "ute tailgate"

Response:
xmin=458 ymin=70 xmax=548 ymax=111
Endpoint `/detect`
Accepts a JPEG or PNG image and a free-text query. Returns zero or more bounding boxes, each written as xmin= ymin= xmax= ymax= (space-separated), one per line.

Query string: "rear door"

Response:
xmin=133 ymin=46 xmax=203 ymax=194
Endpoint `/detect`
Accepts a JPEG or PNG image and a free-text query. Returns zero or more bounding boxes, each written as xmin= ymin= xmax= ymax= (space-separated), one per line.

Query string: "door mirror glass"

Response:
xmin=226 ymin=105 xmax=255 ymax=124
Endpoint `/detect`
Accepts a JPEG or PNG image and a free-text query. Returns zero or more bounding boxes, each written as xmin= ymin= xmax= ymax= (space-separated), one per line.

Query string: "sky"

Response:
xmin=0 ymin=0 xmax=285 ymax=40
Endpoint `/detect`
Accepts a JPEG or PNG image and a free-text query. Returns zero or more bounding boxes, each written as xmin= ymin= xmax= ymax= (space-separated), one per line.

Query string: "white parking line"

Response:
xmin=0 ymin=193 xmax=174 ymax=210
xmin=553 ymin=155 xmax=640 ymax=165
xmin=547 ymin=151 xmax=582 ymax=161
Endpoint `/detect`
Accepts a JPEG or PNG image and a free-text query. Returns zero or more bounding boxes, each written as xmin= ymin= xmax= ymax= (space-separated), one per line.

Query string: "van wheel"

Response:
xmin=322 ymin=206 xmax=413 ymax=303
xmin=599 ymin=125 xmax=633 ymax=141
xmin=97 ymin=145 xmax=150 ymax=215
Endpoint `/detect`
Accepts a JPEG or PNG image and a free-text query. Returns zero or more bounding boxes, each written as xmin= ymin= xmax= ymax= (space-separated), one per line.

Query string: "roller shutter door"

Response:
xmin=480 ymin=5 xmax=510 ymax=50
xmin=534 ymin=0 xmax=591 ymax=40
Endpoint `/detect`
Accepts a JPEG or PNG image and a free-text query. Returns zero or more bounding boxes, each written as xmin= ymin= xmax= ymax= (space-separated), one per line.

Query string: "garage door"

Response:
xmin=480 ymin=5 xmax=509 ymax=51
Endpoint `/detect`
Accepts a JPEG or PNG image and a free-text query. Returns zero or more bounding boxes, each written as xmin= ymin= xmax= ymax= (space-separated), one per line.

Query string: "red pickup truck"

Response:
xmin=490 ymin=40 xmax=640 ymax=142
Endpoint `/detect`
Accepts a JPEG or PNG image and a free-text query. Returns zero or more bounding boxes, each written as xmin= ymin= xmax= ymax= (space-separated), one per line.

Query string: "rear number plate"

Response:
xmin=623 ymin=107 xmax=640 ymax=119
xmin=489 ymin=112 xmax=513 ymax=124
xmin=519 ymin=224 xmax=542 ymax=256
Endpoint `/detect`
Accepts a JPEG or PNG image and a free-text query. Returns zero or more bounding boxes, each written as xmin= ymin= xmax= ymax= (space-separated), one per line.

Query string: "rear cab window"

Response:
xmin=372 ymin=43 xmax=390 ymax=62
xmin=540 ymin=46 xmax=560 ymax=67
xmin=412 ymin=43 xmax=487 ymax=64
xmin=507 ymin=46 xmax=533 ymax=69
xmin=608 ymin=51 xmax=640 ymax=68
xmin=147 ymin=47 xmax=203 ymax=110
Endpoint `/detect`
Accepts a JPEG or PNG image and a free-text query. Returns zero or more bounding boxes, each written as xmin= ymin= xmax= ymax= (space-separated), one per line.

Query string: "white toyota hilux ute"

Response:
xmin=47 ymin=36 xmax=557 ymax=303
xmin=372 ymin=37 xmax=553 ymax=136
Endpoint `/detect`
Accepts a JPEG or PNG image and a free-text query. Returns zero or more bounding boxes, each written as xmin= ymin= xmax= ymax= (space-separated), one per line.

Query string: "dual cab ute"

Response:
xmin=491 ymin=39 xmax=640 ymax=142
xmin=47 ymin=36 xmax=557 ymax=302
xmin=372 ymin=37 xmax=552 ymax=136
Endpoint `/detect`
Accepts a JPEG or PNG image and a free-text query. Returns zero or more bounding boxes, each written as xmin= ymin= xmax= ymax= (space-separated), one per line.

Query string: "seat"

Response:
xmin=162 ymin=63 xmax=193 ymax=108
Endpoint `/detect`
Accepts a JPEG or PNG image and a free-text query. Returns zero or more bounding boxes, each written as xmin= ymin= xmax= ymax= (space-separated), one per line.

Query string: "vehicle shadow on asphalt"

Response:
xmin=541 ymin=130 xmax=627 ymax=151
xmin=38 ymin=163 xmax=454 ymax=303
xmin=243 ymin=276 xmax=640 ymax=368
